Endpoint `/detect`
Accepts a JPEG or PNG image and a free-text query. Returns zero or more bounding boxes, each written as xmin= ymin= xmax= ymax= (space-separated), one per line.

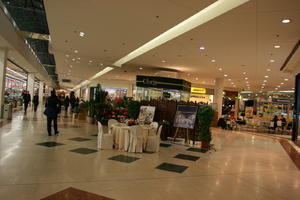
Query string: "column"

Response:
xmin=27 ymin=73 xmax=35 ymax=99
xmin=213 ymin=78 xmax=224 ymax=119
xmin=292 ymin=73 xmax=300 ymax=141
xmin=0 ymin=49 xmax=7 ymax=118
xmin=39 ymin=81 xmax=44 ymax=105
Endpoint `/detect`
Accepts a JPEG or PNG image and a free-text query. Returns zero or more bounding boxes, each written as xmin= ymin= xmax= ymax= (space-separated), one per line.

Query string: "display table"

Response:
xmin=111 ymin=123 xmax=155 ymax=151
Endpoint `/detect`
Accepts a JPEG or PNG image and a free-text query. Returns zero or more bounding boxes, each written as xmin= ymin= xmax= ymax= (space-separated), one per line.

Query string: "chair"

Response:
xmin=145 ymin=125 xmax=163 ymax=153
xmin=97 ymin=122 xmax=113 ymax=150
xmin=150 ymin=122 xmax=159 ymax=131
xmin=128 ymin=125 xmax=144 ymax=153
xmin=108 ymin=119 xmax=119 ymax=134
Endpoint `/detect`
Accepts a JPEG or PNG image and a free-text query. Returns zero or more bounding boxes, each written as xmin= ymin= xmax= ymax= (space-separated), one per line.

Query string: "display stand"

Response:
xmin=173 ymin=127 xmax=191 ymax=144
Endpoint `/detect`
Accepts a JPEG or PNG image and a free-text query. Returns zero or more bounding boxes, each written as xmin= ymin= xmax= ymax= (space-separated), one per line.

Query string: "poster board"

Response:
xmin=173 ymin=105 xmax=198 ymax=129
xmin=138 ymin=106 xmax=156 ymax=124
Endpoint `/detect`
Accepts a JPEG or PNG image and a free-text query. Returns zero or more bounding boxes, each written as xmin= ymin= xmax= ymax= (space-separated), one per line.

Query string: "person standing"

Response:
xmin=23 ymin=91 xmax=31 ymax=113
xmin=64 ymin=96 xmax=70 ymax=112
xmin=32 ymin=93 xmax=39 ymax=112
xmin=45 ymin=90 xmax=60 ymax=136
xmin=70 ymin=91 xmax=76 ymax=112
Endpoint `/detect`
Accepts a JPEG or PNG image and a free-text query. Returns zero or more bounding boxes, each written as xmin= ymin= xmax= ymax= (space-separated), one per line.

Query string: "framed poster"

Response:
xmin=138 ymin=106 xmax=156 ymax=124
xmin=174 ymin=105 xmax=198 ymax=129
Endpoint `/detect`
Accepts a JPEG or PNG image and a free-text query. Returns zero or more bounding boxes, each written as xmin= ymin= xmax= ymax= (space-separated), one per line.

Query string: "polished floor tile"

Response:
xmin=70 ymin=148 xmax=98 ymax=154
xmin=37 ymin=141 xmax=65 ymax=148
xmin=108 ymin=155 xmax=140 ymax=163
xmin=0 ymin=110 xmax=299 ymax=200
xmin=156 ymin=162 xmax=188 ymax=173
xmin=69 ymin=137 xmax=91 ymax=142
xmin=174 ymin=153 xmax=200 ymax=161
xmin=160 ymin=143 xmax=172 ymax=147
xmin=186 ymin=147 xmax=208 ymax=153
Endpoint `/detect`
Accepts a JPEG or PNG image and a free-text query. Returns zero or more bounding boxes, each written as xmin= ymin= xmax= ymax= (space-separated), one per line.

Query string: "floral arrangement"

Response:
xmin=126 ymin=119 xmax=137 ymax=126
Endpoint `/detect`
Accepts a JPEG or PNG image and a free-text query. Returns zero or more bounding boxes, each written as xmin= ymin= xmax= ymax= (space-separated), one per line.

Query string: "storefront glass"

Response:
xmin=135 ymin=87 xmax=190 ymax=101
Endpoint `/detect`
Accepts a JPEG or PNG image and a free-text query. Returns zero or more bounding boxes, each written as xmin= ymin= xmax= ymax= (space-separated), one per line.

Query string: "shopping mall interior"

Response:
xmin=0 ymin=0 xmax=300 ymax=199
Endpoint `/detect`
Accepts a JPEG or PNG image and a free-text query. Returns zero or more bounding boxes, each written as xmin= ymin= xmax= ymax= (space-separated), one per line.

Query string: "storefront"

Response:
xmin=89 ymin=87 xmax=128 ymax=101
xmin=189 ymin=87 xmax=214 ymax=104
xmin=135 ymin=75 xmax=191 ymax=101
xmin=4 ymin=62 xmax=28 ymax=107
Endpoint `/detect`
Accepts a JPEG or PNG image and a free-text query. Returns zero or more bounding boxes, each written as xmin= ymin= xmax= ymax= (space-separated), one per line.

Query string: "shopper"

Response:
xmin=70 ymin=91 xmax=76 ymax=111
xmin=281 ymin=115 xmax=287 ymax=131
xmin=23 ymin=91 xmax=31 ymax=113
xmin=64 ymin=96 xmax=70 ymax=112
xmin=32 ymin=93 xmax=39 ymax=112
xmin=272 ymin=115 xmax=278 ymax=130
xmin=45 ymin=90 xmax=60 ymax=136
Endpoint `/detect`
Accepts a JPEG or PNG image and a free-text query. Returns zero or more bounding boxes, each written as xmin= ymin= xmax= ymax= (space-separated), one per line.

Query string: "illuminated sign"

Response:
xmin=191 ymin=87 xmax=206 ymax=94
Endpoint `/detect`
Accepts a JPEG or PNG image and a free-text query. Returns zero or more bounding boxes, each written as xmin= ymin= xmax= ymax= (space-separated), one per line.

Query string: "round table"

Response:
xmin=111 ymin=123 xmax=155 ymax=151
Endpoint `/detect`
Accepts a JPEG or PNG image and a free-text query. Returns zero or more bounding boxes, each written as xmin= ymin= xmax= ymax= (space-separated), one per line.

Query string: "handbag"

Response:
xmin=44 ymin=107 xmax=49 ymax=116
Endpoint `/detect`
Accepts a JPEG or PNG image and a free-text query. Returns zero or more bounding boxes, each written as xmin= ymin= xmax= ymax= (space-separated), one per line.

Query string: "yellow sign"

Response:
xmin=191 ymin=87 xmax=206 ymax=94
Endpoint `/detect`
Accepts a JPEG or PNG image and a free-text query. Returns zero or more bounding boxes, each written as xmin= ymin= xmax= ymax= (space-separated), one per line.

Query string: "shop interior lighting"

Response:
xmin=6 ymin=74 xmax=26 ymax=83
xmin=113 ymin=0 xmax=250 ymax=67
xmin=281 ymin=19 xmax=291 ymax=23
xmin=6 ymin=68 xmax=27 ymax=79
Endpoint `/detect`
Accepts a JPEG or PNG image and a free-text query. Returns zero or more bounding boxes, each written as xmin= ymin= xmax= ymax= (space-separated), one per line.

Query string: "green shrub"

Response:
xmin=197 ymin=105 xmax=214 ymax=142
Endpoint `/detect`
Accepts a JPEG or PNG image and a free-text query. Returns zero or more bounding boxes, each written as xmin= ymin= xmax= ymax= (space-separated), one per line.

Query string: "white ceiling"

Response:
xmin=45 ymin=0 xmax=300 ymax=91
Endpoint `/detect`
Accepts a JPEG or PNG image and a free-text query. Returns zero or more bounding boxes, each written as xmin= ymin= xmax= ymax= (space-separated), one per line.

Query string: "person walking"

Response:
xmin=32 ymin=93 xmax=39 ymax=112
xmin=70 ymin=91 xmax=76 ymax=112
xmin=64 ymin=96 xmax=70 ymax=112
xmin=45 ymin=90 xmax=60 ymax=136
xmin=23 ymin=91 xmax=31 ymax=113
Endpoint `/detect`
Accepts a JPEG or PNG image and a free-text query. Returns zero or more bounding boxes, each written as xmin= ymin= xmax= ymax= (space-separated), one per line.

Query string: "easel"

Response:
xmin=173 ymin=127 xmax=191 ymax=144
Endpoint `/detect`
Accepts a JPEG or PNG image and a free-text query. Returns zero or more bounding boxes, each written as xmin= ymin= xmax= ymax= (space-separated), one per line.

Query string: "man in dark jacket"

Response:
xmin=32 ymin=93 xmax=39 ymax=112
xmin=23 ymin=91 xmax=31 ymax=113
xmin=45 ymin=90 xmax=60 ymax=136
xmin=64 ymin=96 xmax=70 ymax=112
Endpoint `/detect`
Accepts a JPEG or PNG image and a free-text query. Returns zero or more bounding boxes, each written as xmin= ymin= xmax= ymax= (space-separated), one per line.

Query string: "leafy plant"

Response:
xmin=94 ymin=84 xmax=111 ymax=124
xmin=127 ymin=100 xmax=141 ymax=119
xmin=197 ymin=105 xmax=214 ymax=142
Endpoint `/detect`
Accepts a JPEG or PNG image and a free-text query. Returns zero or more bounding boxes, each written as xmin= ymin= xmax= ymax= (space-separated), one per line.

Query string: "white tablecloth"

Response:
xmin=111 ymin=124 xmax=154 ymax=151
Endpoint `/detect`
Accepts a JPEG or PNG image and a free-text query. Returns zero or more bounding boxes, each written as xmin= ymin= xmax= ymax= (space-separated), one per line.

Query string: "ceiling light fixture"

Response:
xmin=270 ymin=59 xmax=275 ymax=63
xmin=274 ymin=45 xmax=281 ymax=48
xmin=280 ymin=82 xmax=284 ymax=84
xmin=89 ymin=60 xmax=93 ymax=63
xmin=284 ymin=78 xmax=288 ymax=81
xmin=218 ymin=68 xmax=222 ymax=71
xmin=211 ymin=59 xmax=216 ymax=62
xmin=267 ymin=69 xmax=271 ymax=72
xmin=139 ymin=67 xmax=143 ymax=70
xmin=245 ymin=77 xmax=248 ymax=80
xmin=263 ymin=80 xmax=267 ymax=82
xmin=72 ymin=58 xmax=75 ymax=61
xmin=199 ymin=46 xmax=205 ymax=50
xmin=187 ymin=73 xmax=191 ymax=76
xmin=66 ymin=55 xmax=70 ymax=58
xmin=79 ymin=32 xmax=85 ymax=37
xmin=243 ymin=72 xmax=246 ymax=75
xmin=224 ymin=74 xmax=228 ymax=77
xmin=264 ymin=75 xmax=269 ymax=78
xmin=112 ymin=0 xmax=250 ymax=67
xmin=281 ymin=19 xmax=291 ymax=23
xmin=162 ymin=60 xmax=166 ymax=63
xmin=74 ymin=50 xmax=78 ymax=53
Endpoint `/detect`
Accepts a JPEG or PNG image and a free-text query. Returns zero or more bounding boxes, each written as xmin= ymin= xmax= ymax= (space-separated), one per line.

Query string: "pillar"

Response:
xmin=0 ymin=49 xmax=7 ymax=118
xmin=27 ymin=73 xmax=35 ymax=99
xmin=213 ymin=78 xmax=224 ymax=119
xmin=39 ymin=81 xmax=44 ymax=105
xmin=292 ymin=73 xmax=300 ymax=141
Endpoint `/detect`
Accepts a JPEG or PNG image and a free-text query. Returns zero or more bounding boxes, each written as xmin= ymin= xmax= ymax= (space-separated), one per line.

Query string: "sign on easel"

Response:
xmin=174 ymin=105 xmax=198 ymax=129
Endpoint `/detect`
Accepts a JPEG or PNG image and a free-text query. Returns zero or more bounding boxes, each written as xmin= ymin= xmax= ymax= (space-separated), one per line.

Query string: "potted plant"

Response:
xmin=197 ymin=105 xmax=214 ymax=149
xmin=86 ymin=100 xmax=96 ymax=124
xmin=127 ymin=100 xmax=141 ymax=120
xmin=94 ymin=84 xmax=111 ymax=125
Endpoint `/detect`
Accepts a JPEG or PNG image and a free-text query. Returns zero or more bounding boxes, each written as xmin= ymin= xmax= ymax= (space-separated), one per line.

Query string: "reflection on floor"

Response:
xmin=0 ymin=109 xmax=299 ymax=200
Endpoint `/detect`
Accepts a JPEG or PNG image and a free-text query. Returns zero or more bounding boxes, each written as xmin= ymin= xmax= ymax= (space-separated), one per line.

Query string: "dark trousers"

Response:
xmin=33 ymin=104 xmax=38 ymax=112
xmin=24 ymin=102 xmax=29 ymax=112
xmin=47 ymin=116 xmax=58 ymax=135
xmin=65 ymin=105 xmax=69 ymax=112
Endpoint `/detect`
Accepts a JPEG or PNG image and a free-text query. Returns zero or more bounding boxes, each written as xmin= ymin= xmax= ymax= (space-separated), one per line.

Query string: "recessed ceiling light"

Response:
xmin=262 ymin=83 xmax=266 ymax=86
xmin=263 ymin=80 xmax=267 ymax=82
xmin=275 ymin=88 xmax=278 ymax=90
xmin=278 ymin=85 xmax=281 ymax=88
xmin=74 ymin=50 xmax=78 ymax=53
xmin=199 ymin=46 xmax=205 ymax=50
xmin=267 ymin=69 xmax=271 ymax=72
xmin=284 ymin=78 xmax=288 ymax=81
xmin=79 ymin=32 xmax=85 ymax=37
xmin=224 ymin=74 xmax=228 ymax=77
xmin=89 ymin=60 xmax=93 ymax=63
xmin=100 ymin=63 xmax=104 ymax=66
xmin=270 ymin=59 xmax=275 ymax=63
xmin=274 ymin=45 xmax=281 ymax=48
xmin=264 ymin=75 xmax=269 ymax=78
xmin=77 ymin=58 xmax=80 ymax=60
xmin=70 ymin=65 xmax=73 ymax=68
xmin=243 ymin=72 xmax=246 ymax=75
xmin=66 ymin=55 xmax=70 ymax=58
xmin=280 ymin=82 xmax=284 ymax=84
xmin=211 ymin=59 xmax=216 ymax=62
xmin=195 ymin=77 xmax=199 ymax=80
xmin=292 ymin=87 xmax=295 ymax=90
xmin=228 ymin=79 xmax=231 ymax=81
xmin=261 ymin=87 xmax=265 ymax=89
xmin=187 ymin=73 xmax=191 ymax=76
xmin=233 ymin=85 xmax=236 ymax=87
xmin=72 ymin=58 xmax=75 ymax=61
xmin=281 ymin=19 xmax=291 ymax=23
xmin=218 ymin=68 xmax=222 ymax=71
xmin=246 ymin=84 xmax=250 ymax=87
xmin=139 ymin=67 xmax=143 ymax=70
xmin=245 ymin=77 xmax=248 ymax=80
xmin=162 ymin=60 xmax=166 ymax=63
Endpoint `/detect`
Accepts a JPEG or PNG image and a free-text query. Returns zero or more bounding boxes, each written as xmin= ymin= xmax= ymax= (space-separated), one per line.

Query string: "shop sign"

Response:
xmin=191 ymin=87 xmax=206 ymax=94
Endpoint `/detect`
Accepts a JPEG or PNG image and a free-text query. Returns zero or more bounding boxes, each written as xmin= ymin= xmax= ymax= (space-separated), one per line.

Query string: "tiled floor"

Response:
xmin=0 ymin=110 xmax=300 ymax=200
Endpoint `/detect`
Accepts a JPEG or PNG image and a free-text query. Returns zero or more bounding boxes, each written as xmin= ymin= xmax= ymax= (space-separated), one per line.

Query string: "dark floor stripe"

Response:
xmin=279 ymin=139 xmax=300 ymax=171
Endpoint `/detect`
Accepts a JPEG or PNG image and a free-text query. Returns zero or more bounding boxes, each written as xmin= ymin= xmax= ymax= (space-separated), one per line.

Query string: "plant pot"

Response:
xmin=201 ymin=141 xmax=210 ymax=149
xmin=87 ymin=116 xmax=94 ymax=124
